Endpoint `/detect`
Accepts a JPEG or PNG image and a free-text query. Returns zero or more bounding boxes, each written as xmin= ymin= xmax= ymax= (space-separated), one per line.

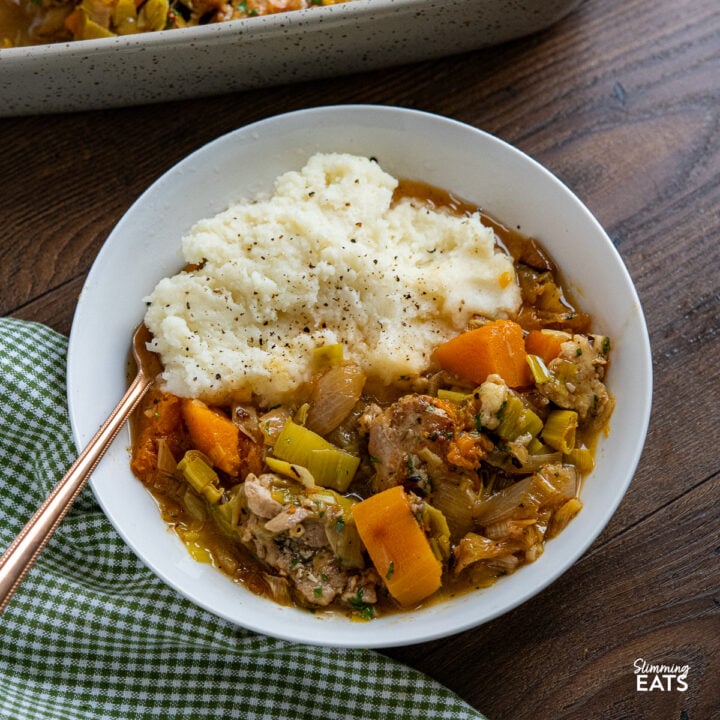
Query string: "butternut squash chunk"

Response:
xmin=352 ymin=486 xmax=442 ymax=607
xmin=181 ymin=398 xmax=241 ymax=476
xmin=434 ymin=319 xmax=532 ymax=388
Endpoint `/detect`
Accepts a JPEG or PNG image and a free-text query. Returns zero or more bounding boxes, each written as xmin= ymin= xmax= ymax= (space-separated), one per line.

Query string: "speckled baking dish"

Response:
xmin=0 ymin=0 xmax=580 ymax=116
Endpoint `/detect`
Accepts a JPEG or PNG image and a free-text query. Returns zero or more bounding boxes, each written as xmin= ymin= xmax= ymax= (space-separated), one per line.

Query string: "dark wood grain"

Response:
xmin=2 ymin=0 xmax=719 ymax=716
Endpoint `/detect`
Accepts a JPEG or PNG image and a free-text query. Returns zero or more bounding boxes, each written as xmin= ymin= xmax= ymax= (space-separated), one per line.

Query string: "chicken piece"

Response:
xmin=291 ymin=549 xmax=350 ymax=606
xmin=366 ymin=395 xmax=459 ymax=494
xmin=537 ymin=334 xmax=614 ymax=423
xmin=365 ymin=389 xmax=506 ymax=497
xmin=264 ymin=506 xmax=311 ymax=533
xmin=469 ymin=374 xmax=508 ymax=431
xmin=234 ymin=473 xmax=377 ymax=608
xmin=244 ymin=473 xmax=282 ymax=518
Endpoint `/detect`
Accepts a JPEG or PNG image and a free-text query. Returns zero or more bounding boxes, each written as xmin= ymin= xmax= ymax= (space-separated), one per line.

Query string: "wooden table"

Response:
xmin=3 ymin=0 xmax=719 ymax=716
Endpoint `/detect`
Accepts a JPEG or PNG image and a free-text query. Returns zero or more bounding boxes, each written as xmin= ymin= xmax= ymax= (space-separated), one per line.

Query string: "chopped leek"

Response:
xmin=272 ymin=420 xmax=360 ymax=492
xmin=309 ymin=448 xmax=359 ymax=493
xmin=496 ymin=395 xmax=524 ymax=440
xmin=313 ymin=343 xmax=344 ymax=369
xmin=422 ymin=502 xmax=451 ymax=561
xmin=214 ymin=501 xmax=233 ymax=526
xmin=541 ymin=409 xmax=578 ymax=454
xmin=293 ymin=402 xmax=310 ymax=426
xmin=528 ymin=437 xmax=554 ymax=455
xmin=526 ymin=354 xmax=552 ymax=384
xmin=201 ymin=484 xmax=223 ymax=504
xmin=564 ymin=446 xmax=595 ymax=473
xmin=265 ymin=456 xmax=316 ymax=488
xmin=274 ymin=419 xmax=327 ymax=458
xmin=521 ymin=408 xmax=544 ymax=438
xmin=177 ymin=450 xmax=223 ymax=504
xmin=323 ymin=505 xmax=364 ymax=569
xmin=437 ymin=389 xmax=471 ymax=403
xmin=269 ymin=482 xmax=302 ymax=507
xmin=261 ymin=572 xmax=293 ymax=605
xmin=177 ymin=450 xmax=215 ymax=492
xmin=496 ymin=395 xmax=544 ymax=440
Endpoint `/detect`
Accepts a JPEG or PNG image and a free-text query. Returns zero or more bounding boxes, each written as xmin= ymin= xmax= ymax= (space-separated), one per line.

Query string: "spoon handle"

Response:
xmin=0 ymin=372 xmax=153 ymax=614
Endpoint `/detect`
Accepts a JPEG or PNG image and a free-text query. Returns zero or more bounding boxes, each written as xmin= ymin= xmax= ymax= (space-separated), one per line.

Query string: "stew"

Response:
xmin=129 ymin=179 xmax=614 ymax=620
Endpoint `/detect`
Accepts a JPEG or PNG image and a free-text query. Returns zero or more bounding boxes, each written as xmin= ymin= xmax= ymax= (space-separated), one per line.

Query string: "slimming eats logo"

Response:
xmin=634 ymin=658 xmax=689 ymax=692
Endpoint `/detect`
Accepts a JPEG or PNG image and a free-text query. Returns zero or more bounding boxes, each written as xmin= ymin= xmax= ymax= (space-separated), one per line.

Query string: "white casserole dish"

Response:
xmin=0 ymin=0 xmax=581 ymax=116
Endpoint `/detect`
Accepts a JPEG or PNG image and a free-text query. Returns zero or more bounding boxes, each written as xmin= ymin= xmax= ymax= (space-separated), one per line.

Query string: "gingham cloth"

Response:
xmin=0 ymin=318 xmax=486 ymax=720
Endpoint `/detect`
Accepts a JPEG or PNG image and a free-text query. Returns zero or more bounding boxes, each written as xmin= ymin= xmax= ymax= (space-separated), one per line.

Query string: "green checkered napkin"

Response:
xmin=0 ymin=317 xmax=486 ymax=720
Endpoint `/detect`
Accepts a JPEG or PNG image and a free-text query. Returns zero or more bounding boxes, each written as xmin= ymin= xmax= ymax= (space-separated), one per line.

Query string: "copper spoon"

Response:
xmin=0 ymin=324 xmax=160 ymax=613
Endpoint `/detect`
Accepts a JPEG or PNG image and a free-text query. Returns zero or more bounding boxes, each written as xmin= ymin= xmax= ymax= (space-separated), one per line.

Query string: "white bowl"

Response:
xmin=67 ymin=105 xmax=652 ymax=648
xmin=0 ymin=0 xmax=581 ymax=116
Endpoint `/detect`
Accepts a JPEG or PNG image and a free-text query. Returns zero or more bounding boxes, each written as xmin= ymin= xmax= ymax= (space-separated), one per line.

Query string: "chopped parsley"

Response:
xmin=349 ymin=588 xmax=375 ymax=620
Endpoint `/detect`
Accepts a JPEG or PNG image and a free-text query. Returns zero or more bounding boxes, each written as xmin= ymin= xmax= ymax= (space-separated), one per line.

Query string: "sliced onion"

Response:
xmin=485 ymin=448 xmax=562 ymax=474
xmin=231 ymin=403 xmax=262 ymax=442
xmin=546 ymin=497 xmax=584 ymax=539
xmin=258 ymin=407 xmax=291 ymax=445
xmin=261 ymin=573 xmax=292 ymax=605
xmin=306 ymin=363 xmax=365 ymax=436
xmin=156 ymin=438 xmax=177 ymax=477
xmin=473 ymin=464 xmax=576 ymax=525
xmin=183 ymin=488 xmax=208 ymax=523
xmin=454 ymin=533 xmax=507 ymax=574
xmin=486 ymin=554 xmax=521 ymax=574
xmin=430 ymin=478 xmax=477 ymax=540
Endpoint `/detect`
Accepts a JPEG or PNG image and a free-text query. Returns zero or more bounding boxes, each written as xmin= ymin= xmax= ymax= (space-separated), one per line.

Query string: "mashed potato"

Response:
xmin=144 ymin=153 xmax=521 ymax=406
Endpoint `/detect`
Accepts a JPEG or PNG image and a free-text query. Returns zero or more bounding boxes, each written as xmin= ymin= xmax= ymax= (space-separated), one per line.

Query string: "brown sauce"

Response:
xmin=0 ymin=0 xmax=34 ymax=47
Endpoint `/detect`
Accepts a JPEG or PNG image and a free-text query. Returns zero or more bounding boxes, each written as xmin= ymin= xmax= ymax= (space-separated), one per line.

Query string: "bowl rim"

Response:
xmin=67 ymin=104 xmax=653 ymax=647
